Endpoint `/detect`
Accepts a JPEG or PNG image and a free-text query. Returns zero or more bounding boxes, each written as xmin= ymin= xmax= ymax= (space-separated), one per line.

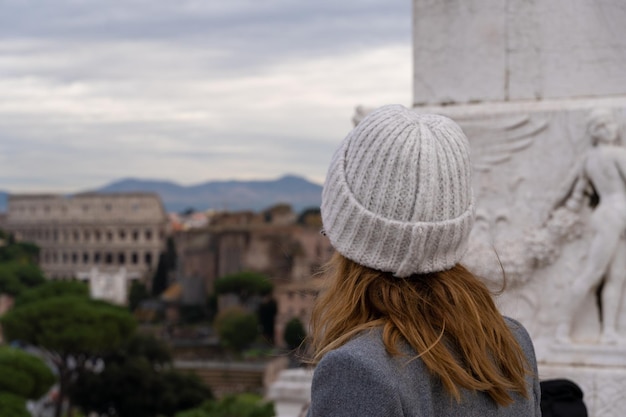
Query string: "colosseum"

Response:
xmin=4 ymin=193 xmax=169 ymax=286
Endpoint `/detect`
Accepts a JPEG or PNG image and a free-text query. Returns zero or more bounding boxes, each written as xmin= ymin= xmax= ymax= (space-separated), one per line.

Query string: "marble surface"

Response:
xmin=424 ymin=99 xmax=626 ymax=359
xmin=413 ymin=0 xmax=626 ymax=105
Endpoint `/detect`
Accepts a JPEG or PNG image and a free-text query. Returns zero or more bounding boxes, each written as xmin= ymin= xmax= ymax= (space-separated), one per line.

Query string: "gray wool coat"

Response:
xmin=307 ymin=317 xmax=541 ymax=417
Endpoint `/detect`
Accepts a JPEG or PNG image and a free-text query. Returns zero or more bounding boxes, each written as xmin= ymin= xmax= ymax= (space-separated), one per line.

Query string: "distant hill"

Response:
xmin=94 ymin=175 xmax=323 ymax=213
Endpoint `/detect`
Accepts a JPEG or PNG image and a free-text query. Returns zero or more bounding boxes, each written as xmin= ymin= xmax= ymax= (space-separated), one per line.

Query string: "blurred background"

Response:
xmin=0 ymin=1 xmax=411 ymax=416
xmin=0 ymin=0 xmax=411 ymax=193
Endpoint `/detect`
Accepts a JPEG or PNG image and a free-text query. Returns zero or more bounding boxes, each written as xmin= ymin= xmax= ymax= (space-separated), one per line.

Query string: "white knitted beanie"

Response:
xmin=321 ymin=104 xmax=474 ymax=277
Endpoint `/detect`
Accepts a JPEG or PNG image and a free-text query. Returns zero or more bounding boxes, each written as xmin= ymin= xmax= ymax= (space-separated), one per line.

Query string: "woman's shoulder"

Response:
xmin=318 ymin=328 xmax=404 ymax=376
xmin=309 ymin=329 xmax=405 ymax=416
xmin=326 ymin=328 xmax=388 ymax=362
xmin=503 ymin=316 xmax=531 ymax=338
xmin=503 ymin=316 xmax=536 ymax=357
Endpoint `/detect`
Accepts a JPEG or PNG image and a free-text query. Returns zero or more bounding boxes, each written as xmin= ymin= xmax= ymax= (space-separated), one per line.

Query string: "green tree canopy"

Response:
xmin=0 ymin=265 xmax=23 ymax=296
xmin=0 ymin=261 xmax=46 ymax=296
xmin=0 ymin=392 xmax=30 ymax=417
xmin=176 ymin=393 xmax=275 ymax=417
xmin=120 ymin=332 xmax=172 ymax=365
xmin=214 ymin=271 xmax=273 ymax=301
xmin=2 ymin=296 xmax=135 ymax=355
xmin=11 ymin=262 xmax=45 ymax=288
xmin=284 ymin=317 xmax=307 ymax=351
xmin=257 ymin=298 xmax=277 ymax=343
xmin=159 ymin=370 xmax=213 ymax=416
xmin=0 ymin=346 xmax=55 ymax=400
xmin=0 ymin=347 xmax=56 ymax=417
xmin=0 ymin=231 xmax=45 ymax=296
xmin=70 ymin=333 xmax=212 ymax=417
xmin=215 ymin=307 xmax=259 ymax=352
xmin=0 ymin=237 xmax=39 ymax=264
xmin=1 ymin=289 xmax=136 ymax=417
xmin=128 ymin=280 xmax=150 ymax=312
xmin=13 ymin=280 xmax=88 ymax=307
xmin=153 ymin=236 xmax=177 ymax=296
xmin=74 ymin=366 xmax=211 ymax=417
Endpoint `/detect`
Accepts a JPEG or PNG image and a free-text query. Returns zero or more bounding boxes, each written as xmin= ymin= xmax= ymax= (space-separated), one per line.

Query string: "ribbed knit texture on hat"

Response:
xmin=321 ymin=105 xmax=475 ymax=277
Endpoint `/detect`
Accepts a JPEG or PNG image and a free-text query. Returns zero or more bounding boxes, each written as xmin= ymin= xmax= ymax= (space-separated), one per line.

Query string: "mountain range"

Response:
xmin=0 ymin=175 xmax=323 ymax=214
xmin=95 ymin=175 xmax=323 ymax=213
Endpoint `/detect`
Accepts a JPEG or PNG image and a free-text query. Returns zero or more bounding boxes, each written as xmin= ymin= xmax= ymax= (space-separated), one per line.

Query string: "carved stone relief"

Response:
xmin=454 ymin=105 xmax=626 ymax=363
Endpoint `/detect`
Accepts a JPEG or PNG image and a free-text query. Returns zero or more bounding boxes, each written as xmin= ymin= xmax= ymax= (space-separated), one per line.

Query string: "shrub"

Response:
xmin=0 ymin=346 xmax=56 ymax=400
xmin=0 ymin=392 xmax=30 ymax=417
xmin=284 ymin=318 xmax=307 ymax=350
xmin=176 ymin=393 xmax=275 ymax=417
xmin=215 ymin=307 xmax=259 ymax=351
xmin=214 ymin=272 xmax=273 ymax=301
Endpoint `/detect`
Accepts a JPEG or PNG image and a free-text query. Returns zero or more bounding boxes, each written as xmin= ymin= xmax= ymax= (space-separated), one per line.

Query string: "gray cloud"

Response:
xmin=1 ymin=0 xmax=410 ymax=64
xmin=0 ymin=0 xmax=412 ymax=193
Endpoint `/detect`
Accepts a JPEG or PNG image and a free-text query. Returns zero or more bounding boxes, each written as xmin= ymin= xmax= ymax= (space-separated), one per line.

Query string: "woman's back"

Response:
xmin=308 ymin=318 xmax=540 ymax=417
xmin=307 ymin=104 xmax=541 ymax=416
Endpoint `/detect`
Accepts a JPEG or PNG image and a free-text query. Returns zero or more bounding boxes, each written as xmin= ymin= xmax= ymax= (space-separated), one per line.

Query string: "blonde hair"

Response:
xmin=309 ymin=253 xmax=530 ymax=406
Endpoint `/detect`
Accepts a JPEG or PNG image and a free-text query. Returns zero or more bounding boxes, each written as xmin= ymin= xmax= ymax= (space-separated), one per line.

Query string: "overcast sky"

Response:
xmin=0 ymin=0 xmax=412 ymax=192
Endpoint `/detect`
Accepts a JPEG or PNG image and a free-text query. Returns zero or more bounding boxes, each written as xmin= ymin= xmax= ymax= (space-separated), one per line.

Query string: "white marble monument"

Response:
xmin=410 ymin=1 xmax=626 ymax=415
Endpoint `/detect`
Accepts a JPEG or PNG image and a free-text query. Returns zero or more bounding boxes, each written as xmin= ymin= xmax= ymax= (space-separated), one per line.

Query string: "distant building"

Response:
xmin=4 ymin=193 xmax=169 ymax=291
xmin=175 ymin=206 xmax=332 ymax=293
xmin=169 ymin=211 xmax=211 ymax=232
xmin=174 ymin=205 xmax=334 ymax=345
xmin=274 ymin=277 xmax=324 ymax=347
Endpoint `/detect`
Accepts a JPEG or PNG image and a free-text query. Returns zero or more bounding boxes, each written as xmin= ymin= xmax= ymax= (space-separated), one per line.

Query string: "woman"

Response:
xmin=307 ymin=105 xmax=541 ymax=416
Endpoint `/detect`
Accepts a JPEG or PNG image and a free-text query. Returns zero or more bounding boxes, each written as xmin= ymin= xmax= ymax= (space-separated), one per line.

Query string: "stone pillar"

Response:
xmin=412 ymin=1 xmax=626 ymax=416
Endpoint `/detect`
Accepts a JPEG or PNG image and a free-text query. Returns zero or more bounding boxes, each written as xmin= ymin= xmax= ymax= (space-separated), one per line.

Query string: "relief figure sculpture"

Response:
xmin=556 ymin=109 xmax=626 ymax=344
